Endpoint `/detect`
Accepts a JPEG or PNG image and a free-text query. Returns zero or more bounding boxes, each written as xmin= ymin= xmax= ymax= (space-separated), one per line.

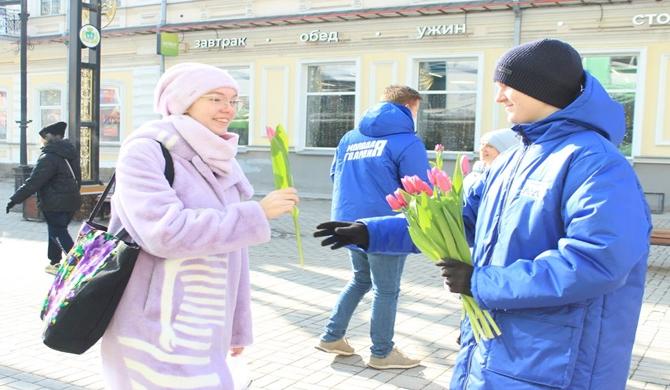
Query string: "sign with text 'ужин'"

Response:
xmin=416 ymin=24 xmax=466 ymax=39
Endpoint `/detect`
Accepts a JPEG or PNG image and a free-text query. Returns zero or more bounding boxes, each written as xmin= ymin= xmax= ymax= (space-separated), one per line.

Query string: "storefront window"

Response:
xmin=583 ymin=55 xmax=637 ymax=156
xmin=0 ymin=91 xmax=7 ymax=140
xmin=416 ymin=59 xmax=478 ymax=151
xmin=222 ymin=67 xmax=250 ymax=146
xmin=40 ymin=0 xmax=61 ymax=16
xmin=305 ymin=63 xmax=356 ymax=148
xmin=39 ymin=89 xmax=62 ymax=130
xmin=100 ymin=87 xmax=121 ymax=142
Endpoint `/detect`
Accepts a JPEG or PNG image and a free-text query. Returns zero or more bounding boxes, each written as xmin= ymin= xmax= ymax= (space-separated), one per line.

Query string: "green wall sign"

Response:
xmin=157 ymin=32 xmax=179 ymax=56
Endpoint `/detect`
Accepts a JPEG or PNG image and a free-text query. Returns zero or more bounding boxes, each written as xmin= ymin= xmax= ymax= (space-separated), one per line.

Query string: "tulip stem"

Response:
xmin=292 ymin=206 xmax=304 ymax=267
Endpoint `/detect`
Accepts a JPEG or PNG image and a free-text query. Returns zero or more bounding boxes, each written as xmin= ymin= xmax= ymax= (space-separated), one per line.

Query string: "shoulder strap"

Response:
xmin=63 ymin=159 xmax=78 ymax=184
xmin=87 ymin=140 xmax=175 ymax=223
xmin=158 ymin=141 xmax=174 ymax=186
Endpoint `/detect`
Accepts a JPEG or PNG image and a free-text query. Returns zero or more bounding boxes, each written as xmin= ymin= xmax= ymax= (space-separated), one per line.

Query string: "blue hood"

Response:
xmin=330 ymin=101 xmax=429 ymax=223
xmin=358 ymin=102 xmax=415 ymax=137
xmin=514 ymin=72 xmax=626 ymax=146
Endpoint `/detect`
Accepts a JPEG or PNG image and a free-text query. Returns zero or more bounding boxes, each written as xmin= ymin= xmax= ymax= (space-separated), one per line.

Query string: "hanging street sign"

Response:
xmin=79 ymin=24 xmax=101 ymax=48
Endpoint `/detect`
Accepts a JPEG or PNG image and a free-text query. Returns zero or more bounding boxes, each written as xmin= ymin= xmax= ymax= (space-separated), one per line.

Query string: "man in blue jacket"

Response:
xmin=315 ymin=85 xmax=429 ymax=369
xmin=315 ymin=39 xmax=651 ymax=389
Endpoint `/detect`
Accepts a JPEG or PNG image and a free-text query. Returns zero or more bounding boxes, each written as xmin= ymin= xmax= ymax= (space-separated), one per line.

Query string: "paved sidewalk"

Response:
xmin=0 ymin=179 xmax=668 ymax=389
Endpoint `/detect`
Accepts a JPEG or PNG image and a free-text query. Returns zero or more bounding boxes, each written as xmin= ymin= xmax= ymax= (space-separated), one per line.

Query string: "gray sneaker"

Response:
xmin=368 ymin=347 xmax=421 ymax=369
xmin=45 ymin=263 xmax=60 ymax=275
xmin=315 ymin=338 xmax=355 ymax=356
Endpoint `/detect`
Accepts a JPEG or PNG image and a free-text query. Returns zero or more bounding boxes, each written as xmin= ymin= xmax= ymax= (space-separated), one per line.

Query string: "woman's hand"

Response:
xmin=230 ymin=346 xmax=244 ymax=357
xmin=260 ymin=188 xmax=299 ymax=219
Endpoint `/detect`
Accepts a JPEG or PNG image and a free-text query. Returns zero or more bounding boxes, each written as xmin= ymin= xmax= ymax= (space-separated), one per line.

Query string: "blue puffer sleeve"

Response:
xmin=360 ymin=214 xmax=419 ymax=254
xmin=471 ymin=154 xmax=651 ymax=310
xmin=398 ymin=138 xmax=430 ymax=183
xmin=329 ymin=153 xmax=337 ymax=182
xmin=463 ymin=172 xmax=486 ymax=246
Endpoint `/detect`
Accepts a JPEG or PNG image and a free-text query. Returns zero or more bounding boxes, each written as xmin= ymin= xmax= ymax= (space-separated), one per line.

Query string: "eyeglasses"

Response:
xmin=199 ymin=94 xmax=241 ymax=110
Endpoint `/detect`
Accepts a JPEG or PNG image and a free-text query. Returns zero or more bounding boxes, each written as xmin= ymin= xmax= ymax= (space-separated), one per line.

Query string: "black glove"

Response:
xmin=314 ymin=221 xmax=369 ymax=250
xmin=5 ymin=201 xmax=15 ymax=214
xmin=436 ymin=258 xmax=473 ymax=296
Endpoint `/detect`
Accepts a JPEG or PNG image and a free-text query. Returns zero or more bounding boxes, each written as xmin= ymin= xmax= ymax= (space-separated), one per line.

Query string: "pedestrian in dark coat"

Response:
xmin=6 ymin=121 xmax=81 ymax=274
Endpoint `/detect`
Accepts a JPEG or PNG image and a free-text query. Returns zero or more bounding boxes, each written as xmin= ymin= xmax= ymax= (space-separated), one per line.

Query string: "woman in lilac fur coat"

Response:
xmin=102 ymin=63 xmax=299 ymax=389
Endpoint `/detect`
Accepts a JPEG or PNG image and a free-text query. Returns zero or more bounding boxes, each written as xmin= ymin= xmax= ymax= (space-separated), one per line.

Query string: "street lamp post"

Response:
xmin=17 ymin=0 xmax=28 ymax=166
xmin=0 ymin=0 xmax=32 ymax=201
xmin=68 ymin=0 xmax=102 ymax=185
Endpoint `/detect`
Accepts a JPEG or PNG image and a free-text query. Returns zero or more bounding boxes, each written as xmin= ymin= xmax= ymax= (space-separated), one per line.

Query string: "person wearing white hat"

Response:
xmin=463 ymin=128 xmax=520 ymax=197
xmin=478 ymin=128 xmax=520 ymax=167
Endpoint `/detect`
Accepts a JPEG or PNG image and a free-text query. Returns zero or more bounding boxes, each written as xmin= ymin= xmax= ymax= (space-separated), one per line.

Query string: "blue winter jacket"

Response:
xmin=364 ymin=73 xmax=651 ymax=389
xmin=331 ymin=102 xmax=429 ymax=221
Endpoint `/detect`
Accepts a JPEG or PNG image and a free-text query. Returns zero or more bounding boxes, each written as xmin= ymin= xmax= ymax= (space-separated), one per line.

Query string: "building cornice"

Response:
xmin=15 ymin=0 xmax=633 ymax=44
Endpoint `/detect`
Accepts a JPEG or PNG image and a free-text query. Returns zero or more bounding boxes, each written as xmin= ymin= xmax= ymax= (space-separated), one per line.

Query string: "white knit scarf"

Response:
xmin=168 ymin=114 xmax=239 ymax=177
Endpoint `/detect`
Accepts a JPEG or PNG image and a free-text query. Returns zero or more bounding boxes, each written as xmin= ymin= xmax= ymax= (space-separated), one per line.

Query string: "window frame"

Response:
xmin=38 ymin=0 xmax=62 ymax=16
xmin=409 ymin=53 xmax=484 ymax=156
xmin=655 ymin=53 xmax=670 ymax=147
xmin=0 ymin=89 xmax=8 ymax=142
xmin=35 ymin=86 xmax=65 ymax=143
xmin=297 ymin=58 xmax=361 ymax=152
xmin=580 ymin=49 xmax=645 ymax=158
xmin=99 ymin=83 xmax=123 ymax=144
xmin=218 ymin=64 xmax=254 ymax=147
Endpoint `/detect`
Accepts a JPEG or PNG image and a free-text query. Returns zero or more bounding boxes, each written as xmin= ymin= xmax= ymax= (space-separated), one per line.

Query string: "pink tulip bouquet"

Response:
xmin=386 ymin=144 xmax=501 ymax=342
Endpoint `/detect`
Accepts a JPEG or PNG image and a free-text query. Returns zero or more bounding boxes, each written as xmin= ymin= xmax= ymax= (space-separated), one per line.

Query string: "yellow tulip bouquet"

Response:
xmin=266 ymin=124 xmax=305 ymax=266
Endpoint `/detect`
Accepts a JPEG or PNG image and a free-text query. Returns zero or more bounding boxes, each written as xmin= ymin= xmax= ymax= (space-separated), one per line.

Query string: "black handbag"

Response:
xmin=40 ymin=142 xmax=174 ymax=354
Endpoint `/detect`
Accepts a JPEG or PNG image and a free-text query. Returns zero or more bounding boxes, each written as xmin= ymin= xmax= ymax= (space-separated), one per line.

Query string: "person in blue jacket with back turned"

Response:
xmin=315 ymin=39 xmax=651 ymax=389
xmin=315 ymin=85 xmax=429 ymax=370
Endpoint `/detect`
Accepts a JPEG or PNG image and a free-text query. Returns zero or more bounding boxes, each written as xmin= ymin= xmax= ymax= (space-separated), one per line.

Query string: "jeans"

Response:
xmin=322 ymin=249 xmax=407 ymax=358
xmin=42 ymin=211 xmax=75 ymax=265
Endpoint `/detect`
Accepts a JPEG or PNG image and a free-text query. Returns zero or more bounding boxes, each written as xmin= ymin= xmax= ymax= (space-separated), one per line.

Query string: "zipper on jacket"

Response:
xmin=484 ymin=130 xmax=530 ymax=266
xmin=464 ymin=341 xmax=479 ymax=389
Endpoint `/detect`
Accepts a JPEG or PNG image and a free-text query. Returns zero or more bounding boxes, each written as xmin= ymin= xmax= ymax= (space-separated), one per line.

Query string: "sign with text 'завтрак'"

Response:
xmin=192 ymin=37 xmax=248 ymax=50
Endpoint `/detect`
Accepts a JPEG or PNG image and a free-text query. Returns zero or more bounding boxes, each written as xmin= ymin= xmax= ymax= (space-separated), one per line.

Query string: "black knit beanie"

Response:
xmin=494 ymin=39 xmax=584 ymax=108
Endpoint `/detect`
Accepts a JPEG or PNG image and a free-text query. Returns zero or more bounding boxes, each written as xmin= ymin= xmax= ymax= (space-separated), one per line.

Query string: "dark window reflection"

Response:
xmin=306 ymin=63 xmax=356 ymax=147
xmin=100 ymin=88 xmax=120 ymax=142
xmin=0 ymin=91 xmax=6 ymax=139
xmin=583 ymin=55 xmax=637 ymax=156
xmin=306 ymin=95 xmax=355 ymax=147
xmin=308 ymin=64 xmax=356 ymax=93
xmin=225 ymin=67 xmax=251 ymax=146
xmin=40 ymin=89 xmax=62 ymax=131
xmin=417 ymin=59 xmax=478 ymax=151
xmin=611 ymin=92 xmax=635 ymax=156
xmin=230 ymin=95 xmax=249 ymax=146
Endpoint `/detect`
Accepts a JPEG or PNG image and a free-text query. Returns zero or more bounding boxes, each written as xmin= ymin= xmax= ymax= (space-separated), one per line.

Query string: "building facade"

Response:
xmin=0 ymin=0 xmax=668 ymax=210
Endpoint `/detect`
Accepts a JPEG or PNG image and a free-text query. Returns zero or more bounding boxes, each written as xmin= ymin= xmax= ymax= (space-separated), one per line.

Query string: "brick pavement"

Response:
xmin=0 ymin=179 xmax=668 ymax=389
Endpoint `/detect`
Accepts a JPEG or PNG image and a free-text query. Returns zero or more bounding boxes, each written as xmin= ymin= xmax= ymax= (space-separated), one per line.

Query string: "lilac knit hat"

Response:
xmin=154 ymin=62 xmax=239 ymax=117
